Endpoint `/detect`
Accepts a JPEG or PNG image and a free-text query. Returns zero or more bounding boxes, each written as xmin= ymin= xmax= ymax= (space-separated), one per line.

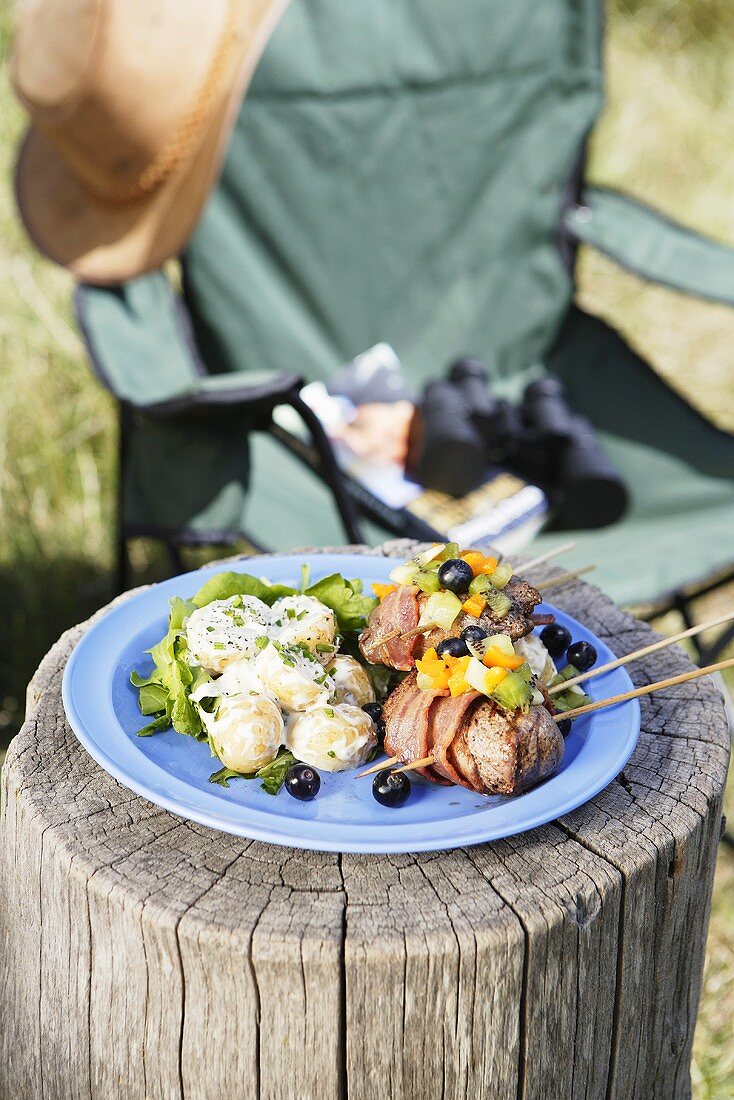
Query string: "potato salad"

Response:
xmin=132 ymin=569 xmax=381 ymax=799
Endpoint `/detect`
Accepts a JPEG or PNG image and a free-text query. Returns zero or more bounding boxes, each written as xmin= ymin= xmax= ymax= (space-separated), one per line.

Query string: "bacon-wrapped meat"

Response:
xmin=382 ymin=672 xmax=563 ymax=797
xmin=360 ymin=575 xmax=543 ymax=672
xmin=359 ymin=585 xmax=419 ymax=670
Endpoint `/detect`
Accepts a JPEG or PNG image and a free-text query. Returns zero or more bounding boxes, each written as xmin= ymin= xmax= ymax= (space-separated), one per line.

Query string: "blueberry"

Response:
xmin=565 ymin=640 xmax=597 ymax=672
xmin=438 ymin=558 xmax=474 ymax=595
xmin=460 ymin=624 xmax=489 ymax=656
xmin=285 ymin=762 xmax=321 ymax=801
xmin=557 ymin=717 xmax=572 ymax=737
xmin=362 ymin=701 xmax=383 ymax=723
xmin=540 ymin=623 xmax=572 ymax=658
xmin=372 ymin=770 xmax=412 ymax=807
xmin=374 ymin=718 xmax=386 ymax=743
xmin=436 ymin=636 xmax=469 ymax=659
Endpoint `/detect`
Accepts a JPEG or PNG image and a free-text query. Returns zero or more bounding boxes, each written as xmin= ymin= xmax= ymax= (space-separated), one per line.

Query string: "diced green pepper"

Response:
xmin=489 ymin=562 xmax=513 ymax=589
xmin=418 ymin=591 xmax=462 ymax=631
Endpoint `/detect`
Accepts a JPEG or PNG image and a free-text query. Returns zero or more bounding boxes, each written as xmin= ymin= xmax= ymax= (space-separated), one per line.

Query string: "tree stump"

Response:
xmin=1 ymin=543 xmax=729 ymax=1100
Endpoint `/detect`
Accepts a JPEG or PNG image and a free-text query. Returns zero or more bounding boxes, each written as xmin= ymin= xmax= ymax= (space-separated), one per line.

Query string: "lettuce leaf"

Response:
xmin=304 ymin=573 xmax=377 ymax=632
xmin=132 ymin=598 xmax=211 ymax=738
xmin=209 ymin=765 xmax=247 ymax=787
xmin=137 ymin=682 xmax=169 ymax=715
xmin=256 ymin=749 xmax=297 ymax=795
xmin=208 ymin=748 xmax=296 ymax=794
xmin=137 ymin=711 xmax=173 ymax=737
xmin=552 ymin=688 xmax=593 ymax=713
xmin=191 ymin=571 xmax=296 ymax=609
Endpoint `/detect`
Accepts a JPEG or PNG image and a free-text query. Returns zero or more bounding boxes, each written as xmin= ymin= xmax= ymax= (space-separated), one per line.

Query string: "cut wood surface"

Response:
xmin=0 ymin=540 xmax=729 ymax=1100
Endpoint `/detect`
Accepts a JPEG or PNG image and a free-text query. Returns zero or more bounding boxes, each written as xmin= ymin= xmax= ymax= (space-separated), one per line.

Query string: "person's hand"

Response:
xmin=333 ymin=401 xmax=414 ymax=465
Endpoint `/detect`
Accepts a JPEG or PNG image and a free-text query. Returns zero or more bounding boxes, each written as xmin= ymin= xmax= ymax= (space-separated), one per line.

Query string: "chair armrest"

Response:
xmin=564 ymin=186 xmax=734 ymax=306
xmin=133 ymin=370 xmax=304 ymax=418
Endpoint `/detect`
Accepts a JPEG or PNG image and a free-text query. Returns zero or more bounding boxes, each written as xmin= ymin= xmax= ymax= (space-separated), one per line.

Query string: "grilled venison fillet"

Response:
xmin=461 ymin=699 xmax=564 ymax=796
xmin=360 ymin=576 xmax=544 ymax=672
xmin=382 ymin=678 xmax=564 ymax=796
xmin=415 ymin=576 xmax=543 ymax=655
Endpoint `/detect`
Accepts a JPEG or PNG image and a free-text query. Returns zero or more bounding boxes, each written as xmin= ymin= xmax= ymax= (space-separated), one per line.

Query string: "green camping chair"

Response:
xmin=75 ymin=0 xmax=734 ymax=660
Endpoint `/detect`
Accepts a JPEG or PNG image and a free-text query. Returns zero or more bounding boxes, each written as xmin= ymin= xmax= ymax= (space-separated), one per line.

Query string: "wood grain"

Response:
xmin=0 ymin=541 xmax=729 ymax=1100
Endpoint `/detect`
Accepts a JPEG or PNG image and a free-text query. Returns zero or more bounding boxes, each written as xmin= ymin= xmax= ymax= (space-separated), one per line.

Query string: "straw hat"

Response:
xmin=11 ymin=0 xmax=289 ymax=284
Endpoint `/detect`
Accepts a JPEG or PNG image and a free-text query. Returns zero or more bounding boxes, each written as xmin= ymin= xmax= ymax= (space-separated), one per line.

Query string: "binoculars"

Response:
xmin=407 ymin=358 xmax=629 ymax=529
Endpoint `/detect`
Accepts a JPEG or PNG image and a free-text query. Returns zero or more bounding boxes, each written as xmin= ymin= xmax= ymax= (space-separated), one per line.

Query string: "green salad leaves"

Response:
xmin=187 ymin=569 xmax=377 ymax=633
xmin=130 ymin=569 xmax=378 ymax=765
xmin=208 ymin=749 xmax=297 ymax=795
xmin=131 ymin=596 xmax=212 ymax=738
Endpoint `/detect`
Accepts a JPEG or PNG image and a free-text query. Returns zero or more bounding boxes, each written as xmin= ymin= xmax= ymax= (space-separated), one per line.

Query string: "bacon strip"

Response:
xmin=383 ymin=672 xmax=449 ymax=783
xmin=429 ymin=692 xmax=483 ymax=790
xmin=359 ymin=585 xmax=419 ymax=671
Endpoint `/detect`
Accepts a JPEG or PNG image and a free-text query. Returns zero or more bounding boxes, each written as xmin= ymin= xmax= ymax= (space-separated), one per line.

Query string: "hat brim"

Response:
xmin=15 ymin=0 xmax=289 ymax=285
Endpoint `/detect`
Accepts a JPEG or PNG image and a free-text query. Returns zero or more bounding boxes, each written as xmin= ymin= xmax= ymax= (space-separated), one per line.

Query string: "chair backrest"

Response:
xmin=182 ymin=0 xmax=603 ymax=388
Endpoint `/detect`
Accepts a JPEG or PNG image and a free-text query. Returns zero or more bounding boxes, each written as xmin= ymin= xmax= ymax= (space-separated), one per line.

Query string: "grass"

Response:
xmin=0 ymin=2 xmax=732 ymax=1094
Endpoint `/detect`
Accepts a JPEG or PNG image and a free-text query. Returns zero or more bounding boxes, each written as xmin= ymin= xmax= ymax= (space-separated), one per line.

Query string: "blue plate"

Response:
xmin=62 ymin=554 xmax=640 ymax=854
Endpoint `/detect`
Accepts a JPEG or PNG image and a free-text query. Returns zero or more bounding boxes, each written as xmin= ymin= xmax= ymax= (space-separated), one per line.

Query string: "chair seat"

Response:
xmin=529 ymin=434 xmax=734 ymax=606
xmin=246 ymin=427 xmax=734 ymax=607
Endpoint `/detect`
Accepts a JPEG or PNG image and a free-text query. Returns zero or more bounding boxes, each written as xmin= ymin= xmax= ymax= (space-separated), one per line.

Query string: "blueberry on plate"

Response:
xmin=436 ymin=636 xmax=469 ymax=659
xmin=438 ymin=558 xmax=474 ymax=595
xmin=540 ymin=623 xmax=572 ymax=658
xmin=557 ymin=717 xmax=572 ymax=737
xmin=361 ymin=701 xmax=383 ymax=723
xmin=285 ymin=762 xmax=321 ymax=801
xmin=565 ymin=640 xmax=597 ymax=672
xmin=372 ymin=770 xmax=411 ymax=807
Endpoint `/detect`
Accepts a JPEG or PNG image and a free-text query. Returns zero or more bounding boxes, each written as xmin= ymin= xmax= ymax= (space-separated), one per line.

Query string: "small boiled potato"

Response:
xmin=286 ymin=704 xmax=376 ymax=772
xmin=190 ymin=657 xmax=265 ymax=706
xmin=327 ymin=656 xmax=375 ymax=708
xmin=256 ymin=642 xmax=332 ymax=713
xmin=203 ymin=694 xmax=284 ymax=774
xmin=186 ymin=596 xmax=272 ymax=674
xmin=271 ymin=595 xmax=337 ymax=661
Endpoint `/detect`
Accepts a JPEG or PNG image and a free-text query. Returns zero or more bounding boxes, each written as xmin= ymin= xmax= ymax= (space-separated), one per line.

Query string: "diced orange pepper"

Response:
xmin=481 ymin=648 xmax=525 ymax=670
xmin=461 ymin=594 xmax=487 ymax=617
xmin=461 ymin=551 xmax=486 ymax=575
xmin=444 ymin=655 xmax=472 ymax=697
xmin=461 ymin=551 xmax=500 ymax=577
xmin=482 ymin=666 xmax=509 ymax=693
xmin=416 ymin=648 xmax=452 ymax=690
xmin=372 ymin=583 xmax=397 ymax=600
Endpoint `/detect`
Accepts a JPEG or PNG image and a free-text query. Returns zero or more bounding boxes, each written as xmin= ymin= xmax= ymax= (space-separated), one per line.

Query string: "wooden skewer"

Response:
xmin=520 ymin=541 xmax=576 ymax=573
xmin=358 ymin=652 xmax=734 ymax=780
xmin=553 ymin=655 xmax=734 ymax=722
xmin=536 ymin=565 xmax=595 ymax=592
xmin=373 ymin=620 xmax=438 ymax=648
xmin=548 ymin=608 xmax=734 ymax=696
xmin=356 ymin=757 xmax=398 ymax=779
xmin=391 ymin=755 xmax=435 ymax=776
